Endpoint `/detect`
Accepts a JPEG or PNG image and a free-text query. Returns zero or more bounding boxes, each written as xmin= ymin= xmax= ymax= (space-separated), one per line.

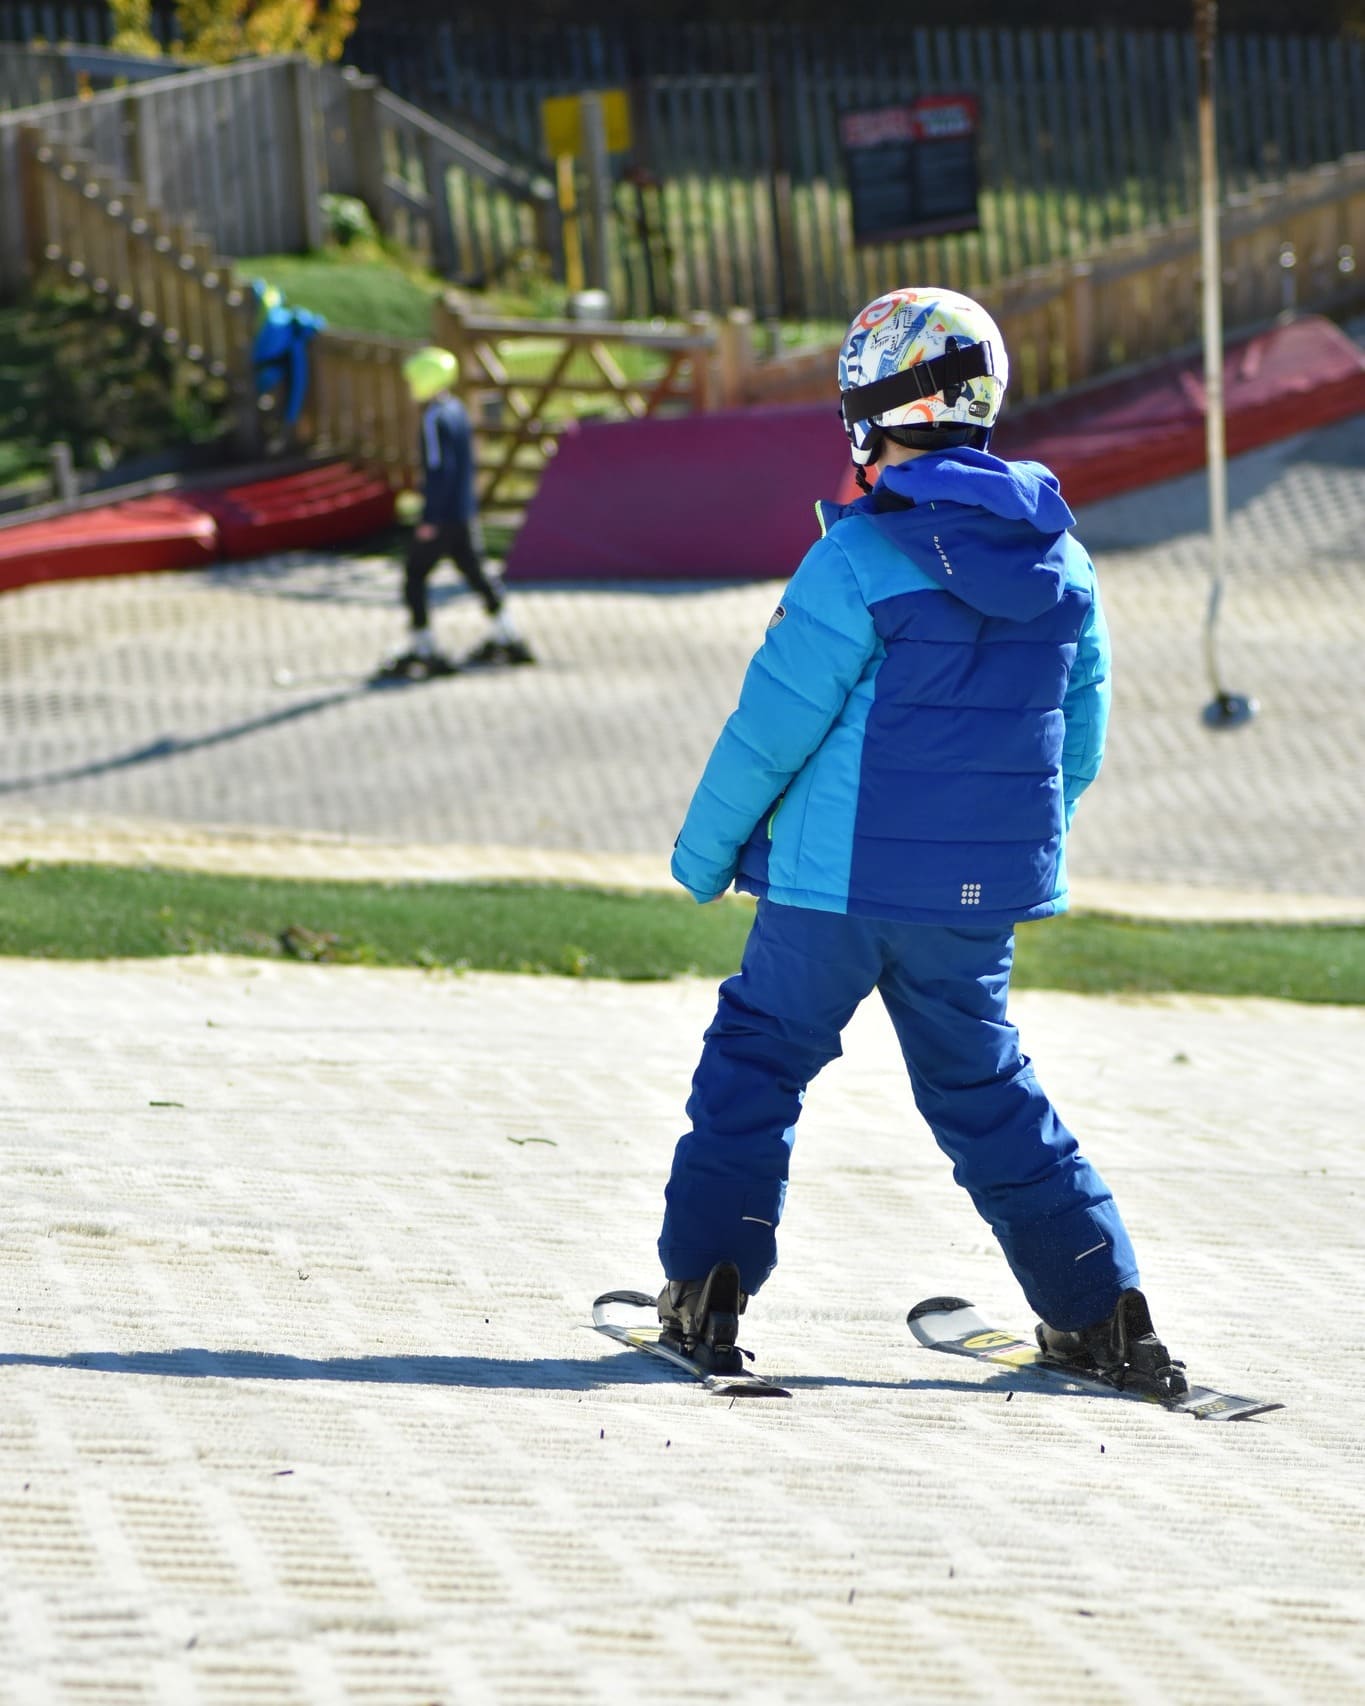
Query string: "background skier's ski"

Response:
xmin=908 ymin=1297 xmax=1281 ymax=1420
xmin=591 ymin=1291 xmax=790 ymax=1398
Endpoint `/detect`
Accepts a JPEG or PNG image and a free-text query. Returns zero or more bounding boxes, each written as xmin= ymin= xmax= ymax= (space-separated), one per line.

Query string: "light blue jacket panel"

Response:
xmin=671 ymin=449 xmax=1110 ymax=925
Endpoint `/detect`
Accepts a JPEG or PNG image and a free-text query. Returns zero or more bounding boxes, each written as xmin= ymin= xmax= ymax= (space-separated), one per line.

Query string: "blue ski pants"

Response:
xmin=658 ymin=900 xmax=1140 ymax=1332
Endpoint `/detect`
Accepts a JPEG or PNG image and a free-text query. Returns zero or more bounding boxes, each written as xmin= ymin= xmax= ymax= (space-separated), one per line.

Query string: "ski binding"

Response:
xmin=908 ymin=1296 xmax=1281 ymax=1421
xmin=591 ymin=1290 xmax=790 ymax=1398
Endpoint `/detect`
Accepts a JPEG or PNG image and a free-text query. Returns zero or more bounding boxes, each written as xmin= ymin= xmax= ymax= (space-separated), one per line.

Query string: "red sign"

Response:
xmin=838 ymin=95 xmax=978 ymax=151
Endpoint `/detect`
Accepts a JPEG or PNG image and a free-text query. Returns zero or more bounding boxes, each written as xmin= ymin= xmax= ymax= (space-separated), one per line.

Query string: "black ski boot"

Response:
xmin=657 ymin=1260 xmax=748 ymax=1375
xmin=1037 ymin=1288 xmax=1189 ymax=1398
xmin=374 ymin=648 xmax=459 ymax=683
xmin=465 ymin=637 xmax=536 ymax=668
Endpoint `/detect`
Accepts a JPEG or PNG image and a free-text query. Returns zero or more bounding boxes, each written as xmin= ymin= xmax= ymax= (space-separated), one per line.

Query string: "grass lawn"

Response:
xmin=0 ymin=863 xmax=1359 ymax=1004
xmin=239 ymin=252 xmax=443 ymax=342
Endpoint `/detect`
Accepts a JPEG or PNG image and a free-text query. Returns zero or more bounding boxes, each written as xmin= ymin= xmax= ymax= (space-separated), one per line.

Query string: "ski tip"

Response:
xmin=907 ymin=1296 xmax=974 ymax=1325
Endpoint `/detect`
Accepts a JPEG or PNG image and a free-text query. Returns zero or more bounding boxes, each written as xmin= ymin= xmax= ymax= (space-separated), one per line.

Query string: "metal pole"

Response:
xmin=580 ymin=92 xmax=613 ymax=303
xmin=1196 ymin=0 xmax=1256 ymax=730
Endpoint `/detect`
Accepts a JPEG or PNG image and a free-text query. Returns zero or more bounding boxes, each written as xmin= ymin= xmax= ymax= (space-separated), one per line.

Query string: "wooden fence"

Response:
xmin=330 ymin=76 xmax=557 ymax=288
xmin=0 ymin=51 xmax=557 ymax=304
xmin=737 ymin=150 xmax=1365 ymax=410
xmin=430 ymin=299 xmax=725 ymax=517
xmin=17 ymin=124 xmax=727 ymax=512
xmin=19 ymin=122 xmax=1365 ymax=531
xmin=5 ymin=9 xmax=1363 ymax=323
xmin=0 ymin=41 xmax=172 ymax=109
xmin=12 ymin=24 xmax=1365 ymax=537
xmin=19 ymin=129 xmax=261 ymax=445
xmin=380 ymin=22 xmax=1365 ymax=321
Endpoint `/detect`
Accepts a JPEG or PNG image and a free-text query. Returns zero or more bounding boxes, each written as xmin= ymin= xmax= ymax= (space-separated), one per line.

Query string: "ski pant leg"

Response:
xmin=877 ymin=924 xmax=1139 ymax=1332
xmin=402 ymin=530 xmax=444 ymax=630
xmin=444 ymin=520 xmax=505 ymax=617
xmin=658 ymin=900 xmax=881 ymax=1296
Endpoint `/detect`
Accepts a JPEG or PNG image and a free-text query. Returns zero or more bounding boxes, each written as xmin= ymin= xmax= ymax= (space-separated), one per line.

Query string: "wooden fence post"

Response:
xmin=345 ymin=72 xmax=388 ymax=237
xmin=290 ymin=57 xmax=325 ymax=253
xmin=689 ymin=311 xmax=715 ymax=412
xmin=17 ymin=126 xmax=51 ymax=281
xmin=124 ymin=90 xmax=161 ymax=211
xmin=715 ymin=307 xmax=754 ymax=408
xmin=422 ymin=133 xmax=459 ymax=278
xmin=1062 ymin=260 xmax=1096 ymax=389
xmin=226 ymin=282 xmax=264 ymax=460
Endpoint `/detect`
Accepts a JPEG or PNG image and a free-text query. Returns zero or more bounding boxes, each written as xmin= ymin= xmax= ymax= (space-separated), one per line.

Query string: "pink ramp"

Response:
xmin=508 ymin=315 xmax=1365 ymax=582
xmin=504 ymin=405 xmax=850 ymax=583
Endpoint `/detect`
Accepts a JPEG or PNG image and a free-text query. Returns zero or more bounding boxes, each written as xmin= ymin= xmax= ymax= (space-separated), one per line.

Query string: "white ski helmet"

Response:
xmin=838 ymin=287 xmax=1009 ymax=467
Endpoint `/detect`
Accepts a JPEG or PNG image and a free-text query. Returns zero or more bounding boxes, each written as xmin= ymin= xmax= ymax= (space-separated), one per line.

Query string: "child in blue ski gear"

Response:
xmin=657 ymin=287 xmax=1184 ymax=1397
xmin=380 ymin=347 xmax=534 ymax=680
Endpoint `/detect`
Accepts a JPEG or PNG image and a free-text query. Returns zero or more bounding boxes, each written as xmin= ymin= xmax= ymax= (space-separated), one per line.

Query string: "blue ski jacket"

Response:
xmin=420 ymin=396 xmax=478 ymax=526
xmin=670 ymin=447 xmax=1110 ymax=926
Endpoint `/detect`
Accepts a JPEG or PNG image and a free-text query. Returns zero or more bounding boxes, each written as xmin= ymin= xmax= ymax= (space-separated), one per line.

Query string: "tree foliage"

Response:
xmin=107 ymin=0 xmax=361 ymax=62
xmin=184 ymin=0 xmax=361 ymax=63
xmin=108 ymin=0 xmax=160 ymax=54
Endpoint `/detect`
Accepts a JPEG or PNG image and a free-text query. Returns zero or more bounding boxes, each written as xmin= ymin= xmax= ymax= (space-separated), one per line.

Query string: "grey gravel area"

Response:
xmin=1 ymin=413 xmax=1363 ymax=906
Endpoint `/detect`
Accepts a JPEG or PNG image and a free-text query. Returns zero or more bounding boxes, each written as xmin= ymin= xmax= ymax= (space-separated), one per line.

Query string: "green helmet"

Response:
xmin=403 ymin=346 xmax=458 ymax=403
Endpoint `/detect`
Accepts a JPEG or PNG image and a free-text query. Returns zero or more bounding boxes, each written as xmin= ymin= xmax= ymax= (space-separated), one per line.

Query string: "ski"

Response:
xmin=591 ymin=1290 xmax=790 ymax=1398
xmin=908 ymin=1296 xmax=1282 ymax=1421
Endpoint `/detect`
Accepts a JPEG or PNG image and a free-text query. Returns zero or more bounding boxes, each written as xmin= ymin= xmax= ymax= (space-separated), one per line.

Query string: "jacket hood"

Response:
xmin=852 ymin=448 xmax=1077 ymax=622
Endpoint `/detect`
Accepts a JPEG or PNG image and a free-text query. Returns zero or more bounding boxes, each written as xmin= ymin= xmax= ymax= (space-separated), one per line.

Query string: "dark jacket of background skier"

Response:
xmin=419 ymin=395 xmax=478 ymax=527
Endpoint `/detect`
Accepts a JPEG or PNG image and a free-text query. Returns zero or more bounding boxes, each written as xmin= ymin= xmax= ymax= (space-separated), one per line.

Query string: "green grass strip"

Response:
xmin=0 ymin=863 xmax=1359 ymax=1003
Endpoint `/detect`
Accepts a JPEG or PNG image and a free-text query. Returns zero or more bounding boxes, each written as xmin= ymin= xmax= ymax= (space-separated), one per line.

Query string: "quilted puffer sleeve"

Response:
xmin=1060 ymin=566 xmax=1112 ymax=828
xmin=671 ymin=533 xmax=878 ymax=903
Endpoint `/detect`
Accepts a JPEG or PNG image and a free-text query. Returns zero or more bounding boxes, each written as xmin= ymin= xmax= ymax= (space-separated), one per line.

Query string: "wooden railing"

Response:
xmin=17 ymin=129 xmax=737 ymax=521
xmin=0 ymin=42 xmax=173 ymax=111
xmin=20 ymin=132 xmax=260 ymax=444
xmin=1 ymin=52 xmax=561 ymax=306
xmin=335 ymin=75 xmax=557 ymax=289
xmin=300 ymin=330 xmax=423 ymax=488
xmin=429 ymin=298 xmax=748 ymax=516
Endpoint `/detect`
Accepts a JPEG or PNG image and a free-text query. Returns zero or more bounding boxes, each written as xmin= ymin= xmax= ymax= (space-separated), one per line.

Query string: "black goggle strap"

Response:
xmin=840 ymin=338 xmax=993 ymax=428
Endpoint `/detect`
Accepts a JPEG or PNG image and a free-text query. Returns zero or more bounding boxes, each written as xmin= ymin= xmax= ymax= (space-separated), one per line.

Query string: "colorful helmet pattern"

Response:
xmin=402 ymin=346 xmax=459 ymax=403
xmin=837 ymin=287 xmax=1010 ymax=465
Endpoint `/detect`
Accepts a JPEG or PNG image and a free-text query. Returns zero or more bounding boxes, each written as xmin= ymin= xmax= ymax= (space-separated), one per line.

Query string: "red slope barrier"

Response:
xmin=508 ymin=315 xmax=1365 ymax=583
xmin=0 ymin=496 xmax=217 ymax=593
xmin=986 ymin=312 xmax=1365 ymax=510
xmin=188 ymin=463 xmax=396 ymax=561
xmin=0 ymin=462 xmax=395 ymax=595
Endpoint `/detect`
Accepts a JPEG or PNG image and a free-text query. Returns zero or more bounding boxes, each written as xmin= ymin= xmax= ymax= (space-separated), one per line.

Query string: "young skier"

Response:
xmin=381 ymin=347 xmax=534 ymax=680
xmin=657 ymin=286 xmax=1185 ymax=1398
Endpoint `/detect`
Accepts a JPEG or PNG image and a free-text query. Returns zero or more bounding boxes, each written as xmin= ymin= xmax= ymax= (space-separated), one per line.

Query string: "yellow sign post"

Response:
xmin=541 ymin=90 xmax=632 ymax=301
xmin=541 ymin=90 xmax=633 ymax=158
